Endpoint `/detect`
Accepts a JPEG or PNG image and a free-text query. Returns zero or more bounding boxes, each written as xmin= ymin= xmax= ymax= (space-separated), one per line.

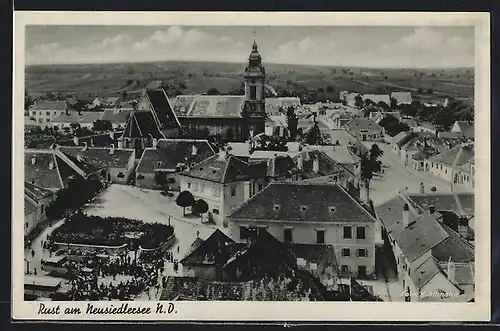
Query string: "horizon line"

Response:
xmin=25 ymin=59 xmax=475 ymax=70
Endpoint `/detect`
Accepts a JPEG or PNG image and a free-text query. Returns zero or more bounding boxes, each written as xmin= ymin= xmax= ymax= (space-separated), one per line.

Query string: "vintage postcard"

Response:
xmin=12 ymin=11 xmax=490 ymax=321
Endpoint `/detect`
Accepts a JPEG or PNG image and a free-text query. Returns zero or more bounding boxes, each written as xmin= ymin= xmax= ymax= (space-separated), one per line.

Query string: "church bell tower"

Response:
xmin=242 ymin=39 xmax=267 ymax=140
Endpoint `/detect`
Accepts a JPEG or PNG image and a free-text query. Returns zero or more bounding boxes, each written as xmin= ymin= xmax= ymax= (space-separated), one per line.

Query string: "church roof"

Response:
xmin=122 ymin=111 xmax=165 ymax=139
xmin=144 ymin=89 xmax=181 ymax=130
xmin=171 ymin=95 xmax=246 ymax=118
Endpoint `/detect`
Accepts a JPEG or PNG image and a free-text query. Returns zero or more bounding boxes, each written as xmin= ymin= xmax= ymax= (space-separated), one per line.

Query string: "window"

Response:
xmin=316 ymin=230 xmax=325 ymax=244
xmin=284 ymin=228 xmax=293 ymax=243
xmin=440 ymin=165 xmax=443 ymax=170
xmin=31 ymin=111 xmax=36 ymax=117
xmin=356 ymin=226 xmax=366 ymax=239
xmin=357 ymin=249 xmax=367 ymax=257
xmin=25 ymin=222 xmax=28 ymax=229
xmin=273 ymin=204 xmax=281 ymax=211
xmin=46 ymin=111 xmax=50 ymax=116
xmin=445 ymin=169 xmax=447 ymax=174
xmin=250 ymin=86 xmax=257 ymax=100
xmin=408 ymin=268 xmax=411 ymax=276
xmin=200 ymin=183 xmax=205 ymax=192
xmin=54 ymin=111 xmax=57 ymax=115
xmin=213 ymin=209 xmax=219 ymax=214
xmin=258 ymin=183 xmax=263 ymax=191
xmin=231 ymin=187 xmax=236 ymax=197
xmin=39 ymin=112 xmax=42 ymax=116
xmin=300 ymin=205 xmax=308 ymax=212
xmin=431 ymin=163 xmax=434 ymax=168
xmin=168 ymin=178 xmax=176 ymax=184
xmin=212 ymin=188 xmax=221 ymax=197
xmin=358 ymin=266 xmax=367 ymax=277
xmin=341 ymin=265 xmax=349 ymax=273
xmin=187 ymin=182 xmax=191 ymax=189
xmin=343 ymin=226 xmax=352 ymax=239
xmin=342 ymin=248 xmax=350 ymax=256
xmin=117 ymin=172 xmax=125 ymax=179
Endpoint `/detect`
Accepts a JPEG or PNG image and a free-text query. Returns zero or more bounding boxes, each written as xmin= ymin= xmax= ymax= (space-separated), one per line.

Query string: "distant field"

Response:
xmin=25 ymin=61 xmax=474 ymax=102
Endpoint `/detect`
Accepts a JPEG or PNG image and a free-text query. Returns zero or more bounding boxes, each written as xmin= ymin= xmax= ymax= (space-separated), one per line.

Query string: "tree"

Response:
xmin=417 ymin=88 xmax=423 ymax=93
xmin=92 ymin=120 xmax=113 ymax=132
xmin=122 ymin=91 xmax=128 ymax=99
xmin=207 ymin=87 xmax=220 ymax=95
xmin=192 ymin=199 xmax=209 ymax=221
xmin=176 ymin=190 xmax=195 ymax=216
xmin=370 ymin=144 xmax=384 ymax=160
xmin=377 ymin=101 xmax=390 ymax=111
xmin=390 ymin=97 xmax=398 ymax=110
xmin=70 ymin=122 xmax=81 ymax=131
xmin=354 ymin=95 xmax=364 ymax=108
xmin=286 ymin=106 xmax=298 ymax=141
xmin=154 ymin=171 xmax=167 ymax=188
xmin=326 ymin=85 xmax=334 ymax=93
xmin=25 ymin=92 xmax=35 ymax=110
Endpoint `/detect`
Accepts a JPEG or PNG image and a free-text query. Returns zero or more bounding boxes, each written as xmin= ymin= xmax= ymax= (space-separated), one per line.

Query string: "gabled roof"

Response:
xmin=362 ymin=94 xmax=390 ymax=105
xmin=136 ymin=139 xmax=216 ymax=173
xmin=391 ymin=92 xmax=412 ymax=104
xmin=392 ymin=131 xmax=411 ymax=145
xmin=296 ymin=150 xmax=345 ymax=180
xmin=180 ymin=229 xmax=239 ymax=265
xmin=180 ymin=153 xmax=267 ymax=184
xmin=429 ymin=144 xmax=474 ymax=167
xmin=100 ymin=108 xmax=134 ymax=124
xmin=30 ymin=100 xmax=67 ymax=111
xmin=345 ymin=117 xmax=381 ymax=131
xmin=52 ymin=111 xmax=104 ymax=124
xmin=25 ymin=149 xmax=87 ymax=190
xmin=405 ymin=192 xmax=475 ymax=218
xmin=56 ymin=132 xmax=122 ymax=148
xmin=328 ymin=129 xmax=360 ymax=147
xmin=145 ymin=89 xmax=181 ymax=130
xmin=432 ymin=224 xmax=475 ymax=263
xmin=229 ymin=182 xmax=376 ymax=224
xmin=388 ymin=212 xmax=449 ymax=263
xmin=122 ymin=111 xmax=165 ymax=139
xmin=309 ymin=145 xmax=361 ymax=165
xmin=454 ymin=121 xmax=474 ymax=137
xmin=58 ymin=146 xmax=134 ymax=170
xmin=171 ymin=95 xmax=246 ymax=118
xmin=411 ymin=256 xmax=442 ymax=290
xmin=25 ymin=181 xmax=53 ymax=202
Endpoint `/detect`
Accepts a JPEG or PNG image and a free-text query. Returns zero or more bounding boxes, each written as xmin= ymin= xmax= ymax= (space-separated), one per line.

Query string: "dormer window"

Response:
xmin=273 ymin=204 xmax=281 ymax=211
xmin=157 ymin=161 xmax=162 ymax=167
xmin=328 ymin=206 xmax=336 ymax=214
xmin=300 ymin=205 xmax=308 ymax=212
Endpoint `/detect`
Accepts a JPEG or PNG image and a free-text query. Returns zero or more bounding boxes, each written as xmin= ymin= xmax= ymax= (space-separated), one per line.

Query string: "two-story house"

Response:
xmin=24 ymin=181 xmax=55 ymax=237
xmin=426 ymin=144 xmax=474 ymax=191
xmin=135 ymin=138 xmax=217 ymax=191
xmin=227 ymin=182 xmax=378 ymax=279
xmin=343 ymin=118 xmax=383 ymax=142
xmin=178 ymin=149 xmax=269 ymax=227
xmin=28 ymin=101 xmax=68 ymax=127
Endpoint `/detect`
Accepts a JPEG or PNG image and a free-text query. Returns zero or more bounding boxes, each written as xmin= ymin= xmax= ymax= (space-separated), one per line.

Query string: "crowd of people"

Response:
xmin=168 ymin=278 xmax=246 ymax=301
xmin=245 ymin=274 xmax=319 ymax=301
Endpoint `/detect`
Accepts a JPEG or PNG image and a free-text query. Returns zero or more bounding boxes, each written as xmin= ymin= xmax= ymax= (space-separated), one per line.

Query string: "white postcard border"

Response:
xmin=12 ymin=11 xmax=491 ymax=321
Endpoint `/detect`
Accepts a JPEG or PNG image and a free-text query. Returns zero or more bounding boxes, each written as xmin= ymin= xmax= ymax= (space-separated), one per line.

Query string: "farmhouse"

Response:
xmin=28 ymin=101 xmax=68 ymax=127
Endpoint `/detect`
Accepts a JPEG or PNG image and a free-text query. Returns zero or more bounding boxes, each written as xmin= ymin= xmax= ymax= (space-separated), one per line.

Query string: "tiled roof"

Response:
xmin=106 ymin=97 xmax=120 ymax=105
xmin=24 ymin=196 xmax=38 ymax=215
xmin=411 ymin=256 xmax=441 ymax=289
xmin=437 ymin=131 xmax=465 ymax=139
xmin=429 ymin=144 xmax=474 ymax=167
xmin=171 ymin=95 xmax=246 ymax=118
xmin=122 ymin=111 xmax=165 ymax=139
xmin=345 ymin=118 xmax=381 ymax=131
xmin=387 ymin=212 xmax=449 ymax=263
xmin=226 ymin=142 xmax=251 ymax=157
xmin=100 ymin=108 xmax=134 ymax=124
xmin=392 ymin=132 xmax=410 ymax=145
xmin=297 ymin=150 xmax=345 ymax=180
xmin=327 ymin=130 xmax=360 ymax=147
xmin=229 ymin=182 xmax=376 ymax=223
xmin=406 ymin=193 xmax=475 ymax=217
xmin=265 ymin=97 xmax=301 ymax=114
xmin=145 ymin=89 xmax=181 ymax=130
xmin=56 ymin=132 xmax=121 ymax=148
xmin=136 ymin=139 xmax=216 ymax=173
xmin=25 ymin=149 xmax=84 ymax=190
xmin=30 ymin=100 xmax=67 ymax=111
xmin=412 ymin=149 xmax=436 ymax=161
xmin=25 ymin=181 xmax=53 ymax=202
xmin=362 ymin=94 xmax=390 ymax=105
xmin=59 ymin=146 xmax=134 ymax=170
xmin=309 ymin=145 xmax=360 ymax=165
xmin=391 ymin=92 xmax=412 ymax=104
xmin=52 ymin=111 xmax=103 ymax=124
xmin=455 ymin=121 xmax=474 ymax=137
xmin=181 ymin=153 xmax=267 ymax=184
xmin=453 ymin=263 xmax=475 ymax=285
xmin=432 ymin=224 xmax=474 ymax=263
xmin=374 ymin=195 xmax=408 ymax=229
xmin=180 ymin=229 xmax=240 ymax=265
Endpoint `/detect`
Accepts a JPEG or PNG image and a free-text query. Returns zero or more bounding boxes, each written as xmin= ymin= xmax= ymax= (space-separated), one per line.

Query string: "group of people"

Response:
xmin=169 ymin=278 xmax=245 ymax=301
xmin=245 ymin=274 xmax=319 ymax=301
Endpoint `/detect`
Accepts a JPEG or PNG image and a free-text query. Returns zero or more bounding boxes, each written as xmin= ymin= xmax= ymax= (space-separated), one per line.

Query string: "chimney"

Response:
xmin=402 ymin=203 xmax=410 ymax=228
xmin=109 ymin=130 xmax=115 ymax=140
xmin=218 ymin=148 xmax=226 ymax=161
xmin=48 ymin=160 xmax=54 ymax=170
xmin=192 ymin=145 xmax=198 ymax=156
xmin=73 ymin=135 xmax=79 ymax=146
xmin=420 ymin=182 xmax=425 ymax=194
xmin=244 ymin=181 xmax=251 ymax=201
xmin=110 ymin=144 xmax=115 ymax=155
xmin=297 ymin=153 xmax=304 ymax=170
xmin=313 ymin=154 xmax=320 ymax=173
xmin=359 ymin=181 xmax=370 ymax=204
xmin=447 ymin=258 xmax=456 ymax=283
xmin=82 ymin=142 xmax=88 ymax=151
xmin=31 ymin=156 xmax=36 ymax=165
xmin=152 ymin=138 xmax=158 ymax=149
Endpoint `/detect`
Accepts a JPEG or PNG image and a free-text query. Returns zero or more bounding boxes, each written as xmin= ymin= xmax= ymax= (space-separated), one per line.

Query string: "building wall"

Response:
xmin=179 ymin=118 xmax=245 ymax=142
xmin=451 ymin=122 xmax=462 ymax=133
xmin=179 ymin=176 xmax=224 ymax=225
xmin=24 ymin=194 xmax=55 ymax=236
xmin=229 ymin=220 xmax=376 ymax=277
xmin=183 ymin=265 xmax=217 ymax=280
xmin=349 ymin=129 xmax=383 ymax=141
xmin=29 ymin=109 xmax=66 ymax=127
xmin=427 ymin=161 xmax=453 ymax=182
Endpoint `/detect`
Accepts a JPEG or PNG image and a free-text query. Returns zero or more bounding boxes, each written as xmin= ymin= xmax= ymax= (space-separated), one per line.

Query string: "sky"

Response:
xmin=25 ymin=26 xmax=475 ymax=68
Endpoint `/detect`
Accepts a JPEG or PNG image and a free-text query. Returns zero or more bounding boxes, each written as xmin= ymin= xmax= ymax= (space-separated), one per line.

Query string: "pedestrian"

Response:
xmin=31 ymin=250 xmax=35 ymax=258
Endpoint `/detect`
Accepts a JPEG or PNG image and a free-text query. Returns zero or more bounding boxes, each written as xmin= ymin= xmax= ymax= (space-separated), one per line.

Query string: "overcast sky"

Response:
xmin=25 ymin=25 xmax=474 ymax=68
